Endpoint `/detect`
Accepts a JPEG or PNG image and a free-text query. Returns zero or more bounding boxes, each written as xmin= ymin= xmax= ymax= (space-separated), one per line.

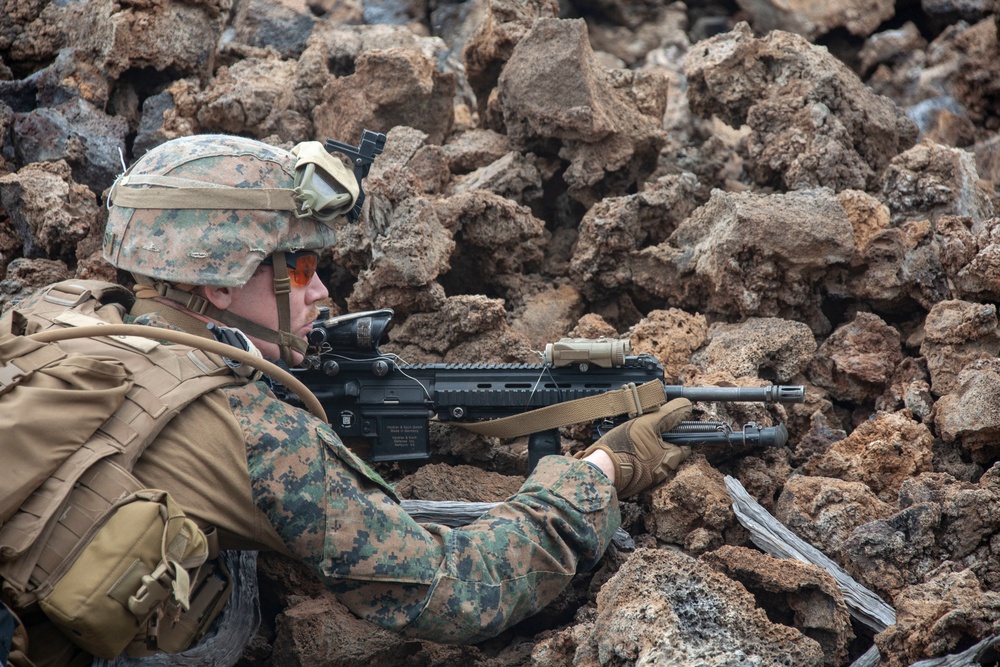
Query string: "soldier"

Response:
xmin=6 ymin=134 xmax=692 ymax=665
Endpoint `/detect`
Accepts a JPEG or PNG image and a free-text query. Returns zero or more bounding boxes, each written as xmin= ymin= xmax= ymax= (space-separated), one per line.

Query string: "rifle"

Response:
xmin=277 ymin=309 xmax=805 ymax=469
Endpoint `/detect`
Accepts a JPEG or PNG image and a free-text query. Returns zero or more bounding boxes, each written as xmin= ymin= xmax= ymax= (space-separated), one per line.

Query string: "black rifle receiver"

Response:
xmin=325 ymin=129 xmax=387 ymax=223
xmin=279 ymin=309 xmax=805 ymax=468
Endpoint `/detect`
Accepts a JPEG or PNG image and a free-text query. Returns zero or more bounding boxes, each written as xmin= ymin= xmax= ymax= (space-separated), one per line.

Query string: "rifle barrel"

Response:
xmin=664 ymin=385 xmax=804 ymax=404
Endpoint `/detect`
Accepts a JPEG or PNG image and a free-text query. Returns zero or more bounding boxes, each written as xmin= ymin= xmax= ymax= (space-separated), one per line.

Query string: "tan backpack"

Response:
xmin=0 ymin=280 xmax=246 ymax=658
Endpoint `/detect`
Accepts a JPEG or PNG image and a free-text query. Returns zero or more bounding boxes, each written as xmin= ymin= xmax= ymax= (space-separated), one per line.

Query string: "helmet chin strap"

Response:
xmin=130 ymin=258 xmax=307 ymax=365
xmin=268 ymin=251 xmax=301 ymax=365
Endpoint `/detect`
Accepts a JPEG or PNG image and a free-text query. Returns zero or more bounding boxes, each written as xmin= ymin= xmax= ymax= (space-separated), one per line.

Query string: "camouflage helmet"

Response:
xmin=104 ymin=134 xmax=359 ymax=287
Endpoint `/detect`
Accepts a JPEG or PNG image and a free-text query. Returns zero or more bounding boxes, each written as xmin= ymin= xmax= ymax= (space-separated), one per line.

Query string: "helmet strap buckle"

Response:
xmin=184 ymin=293 xmax=211 ymax=316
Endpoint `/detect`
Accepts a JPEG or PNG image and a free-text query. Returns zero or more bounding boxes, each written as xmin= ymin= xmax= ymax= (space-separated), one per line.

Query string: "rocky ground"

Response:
xmin=3 ymin=0 xmax=1000 ymax=665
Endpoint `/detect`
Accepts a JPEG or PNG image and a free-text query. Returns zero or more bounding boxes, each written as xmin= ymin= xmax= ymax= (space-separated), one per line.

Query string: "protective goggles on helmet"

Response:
xmin=107 ymin=141 xmax=360 ymax=225
xmin=261 ymin=251 xmax=319 ymax=287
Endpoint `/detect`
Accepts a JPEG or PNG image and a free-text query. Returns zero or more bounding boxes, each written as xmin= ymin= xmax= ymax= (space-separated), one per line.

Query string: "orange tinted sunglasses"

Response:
xmin=262 ymin=251 xmax=319 ymax=287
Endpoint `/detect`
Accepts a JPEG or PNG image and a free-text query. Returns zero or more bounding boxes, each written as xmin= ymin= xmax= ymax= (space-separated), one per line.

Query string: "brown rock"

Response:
xmin=569 ymin=313 xmax=619 ymax=340
xmin=938 ymin=214 xmax=1000 ymax=302
xmin=0 ymin=213 xmax=21 ymax=276
xmin=194 ymin=55 xmax=314 ymax=142
xmin=496 ymin=17 xmax=667 ymax=205
xmin=949 ymin=17 xmax=1000 ymax=128
xmin=0 ymin=257 xmax=71 ymax=312
xmin=841 ymin=465 xmax=1000 ymax=601
xmin=441 ymin=128 xmax=513 ymax=174
xmin=357 ymin=125 xmax=452 ymax=197
xmin=427 ymin=421 xmax=525 ymax=474
xmin=934 ymin=358 xmax=1000 ymax=464
xmin=586 ymin=2 xmax=689 ymax=65
xmin=450 ymin=151 xmax=543 ymax=205
xmin=693 ymin=317 xmax=816 ymax=383
xmin=790 ymin=406 xmax=850 ymax=466
xmin=315 ymin=47 xmax=456 ymax=145
xmin=875 ymin=357 xmax=934 ymax=423
xmin=573 ymin=548 xmax=825 ymax=665
xmin=307 ymin=21 xmax=448 ymax=77
xmin=808 ymin=312 xmax=904 ymax=404
xmin=461 ymin=0 xmax=561 ymax=119
xmin=973 ymin=135 xmax=1000 ymax=190
xmin=846 ymin=215 xmax=958 ymax=310
xmin=701 ymin=545 xmax=854 ymax=666
xmin=901 ymin=467 xmax=1000 ymax=562
xmin=231 ymin=0 xmax=315 ymax=59
xmin=837 ymin=189 xmax=892 ymax=254
xmin=801 ymin=410 xmax=934 ymax=503
xmin=629 ymin=308 xmax=708 ymax=383
xmin=360 ymin=126 xmax=430 ymax=187
xmin=569 ymin=172 xmax=701 ymax=303
xmin=4 ymin=0 xmax=226 ymax=80
xmin=434 ymin=189 xmax=546 ymax=297
xmin=858 ymin=22 xmax=928 ymax=77
xmin=874 ymin=567 xmax=1000 ymax=667
xmin=881 ymin=140 xmax=995 ymax=226
xmin=729 ymin=451 xmax=792 ymax=516
xmin=508 ymin=284 xmax=586 ymax=352
xmin=685 ymin=22 xmax=917 ymax=192
xmin=920 ymin=299 xmax=1000 ymax=396
xmin=735 ymin=0 xmax=895 ymax=40
xmin=775 ymin=475 xmax=896 ymax=557
xmin=635 ymin=188 xmax=856 ymax=334
xmin=12 ymin=98 xmax=129 ymax=194
xmin=346 ymin=173 xmax=454 ymax=314
xmin=645 ymin=456 xmax=740 ymax=554
xmin=394 ymin=463 xmax=524 ymax=501
xmin=0 ymin=159 xmax=98 ymax=264
xmin=388 ymin=294 xmax=533 ymax=363
xmin=271 ymin=596 xmax=417 ymax=666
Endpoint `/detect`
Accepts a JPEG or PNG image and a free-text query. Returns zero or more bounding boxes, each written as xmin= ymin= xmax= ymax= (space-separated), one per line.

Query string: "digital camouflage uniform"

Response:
xmin=98 ymin=134 xmax=622 ymax=644
xmin=125 ymin=311 xmax=622 ymax=644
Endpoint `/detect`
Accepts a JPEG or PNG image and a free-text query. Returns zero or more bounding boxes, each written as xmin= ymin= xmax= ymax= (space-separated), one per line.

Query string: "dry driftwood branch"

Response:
xmin=849 ymin=645 xmax=880 ymax=667
xmin=723 ymin=475 xmax=896 ymax=633
xmin=907 ymin=635 xmax=1000 ymax=667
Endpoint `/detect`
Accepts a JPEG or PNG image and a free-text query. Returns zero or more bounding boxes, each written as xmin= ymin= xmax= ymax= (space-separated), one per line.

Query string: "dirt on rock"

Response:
xmin=2 ymin=1 xmax=1000 ymax=665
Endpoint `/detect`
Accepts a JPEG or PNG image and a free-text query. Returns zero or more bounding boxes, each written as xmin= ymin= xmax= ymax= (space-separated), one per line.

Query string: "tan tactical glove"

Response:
xmin=579 ymin=398 xmax=693 ymax=498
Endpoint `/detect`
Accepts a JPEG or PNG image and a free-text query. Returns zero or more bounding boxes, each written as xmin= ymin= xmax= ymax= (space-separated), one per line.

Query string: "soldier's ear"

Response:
xmin=201 ymin=285 xmax=234 ymax=310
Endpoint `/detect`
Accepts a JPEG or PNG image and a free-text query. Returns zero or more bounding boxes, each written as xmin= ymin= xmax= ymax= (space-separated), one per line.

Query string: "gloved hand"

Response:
xmin=579 ymin=398 xmax=693 ymax=498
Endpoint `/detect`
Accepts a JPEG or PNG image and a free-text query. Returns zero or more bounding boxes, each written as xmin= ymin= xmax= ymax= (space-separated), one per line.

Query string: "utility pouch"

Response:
xmin=127 ymin=547 xmax=233 ymax=657
xmin=38 ymin=490 xmax=211 ymax=659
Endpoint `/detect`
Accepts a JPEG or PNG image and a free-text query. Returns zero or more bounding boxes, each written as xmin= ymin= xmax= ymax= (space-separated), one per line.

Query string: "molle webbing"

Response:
xmin=0 ymin=280 xmax=243 ymax=608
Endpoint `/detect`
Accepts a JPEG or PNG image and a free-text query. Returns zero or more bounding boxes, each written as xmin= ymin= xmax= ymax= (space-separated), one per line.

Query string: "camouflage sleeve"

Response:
xmin=228 ymin=382 xmax=621 ymax=644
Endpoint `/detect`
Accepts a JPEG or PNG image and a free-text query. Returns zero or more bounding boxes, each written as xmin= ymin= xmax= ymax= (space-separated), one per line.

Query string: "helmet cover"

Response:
xmin=103 ymin=134 xmax=342 ymax=287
